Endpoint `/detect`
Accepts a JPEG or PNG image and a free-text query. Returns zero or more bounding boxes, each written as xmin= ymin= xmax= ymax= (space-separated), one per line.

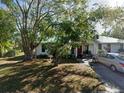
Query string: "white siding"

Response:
xmin=35 ymin=44 xmax=48 ymax=55
xmin=91 ymin=43 xmax=121 ymax=55
xmin=89 ymin=44 xmax=94 ymax=54
xmin=36 ymin=44 xmax=42 ymax=55
xmin=101 ymin=44 xmax=107 ymax=50
xmin=93 ymin=42 xmax=98 ymax=55
xmin=74 ymin=48 xmax=78 ymax=57
xmin=98 ymin=43 xmax=121 ymax=53
xmin=89 ymin=42 xmax=98 ymax=55
xmin=36 ymin=42 xmax=124 ymax=56
xmin=111 ymin=44 xmax=120 ymax=53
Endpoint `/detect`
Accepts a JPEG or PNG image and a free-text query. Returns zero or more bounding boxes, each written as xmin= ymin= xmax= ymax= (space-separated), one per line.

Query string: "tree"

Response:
xmin=99 ymin=7 xmax=124 ymax=39
xmin=1 ymin=0 xmax=63 ymax=60
xmin=101 ymin=31 xmax=110 ymax=36
xmin=45 ymin=0 xmax=99 ymax=63
xmin=1 ymin=0 xmax=101 ymax=61
xmin=110 ymin=30 xmax=124 ymax=39
xmin=0 ymin=9 xmax=16 ymax=57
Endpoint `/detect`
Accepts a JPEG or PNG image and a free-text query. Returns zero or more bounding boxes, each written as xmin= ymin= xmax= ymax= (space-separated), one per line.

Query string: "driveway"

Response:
xmin=80 ymin=59 xmax=124 ymax=92
xmin=91 ymin=63 xmax=124 ymax=93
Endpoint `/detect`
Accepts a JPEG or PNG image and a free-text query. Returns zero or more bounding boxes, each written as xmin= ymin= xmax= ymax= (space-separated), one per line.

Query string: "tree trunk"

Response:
xmin=52 ymin=51 xmax=60 ymax=65
xmin=21 ymin=30 xmax=33 ymax=61
xmin=0 ymin=46 xmax=3 ymax=57
xmin=23 ymin=49 xmax=33 ymax=61
xmin=0 ymin=50 xmax=2 ymax=57
xmin=22 ymin=40 xmax=33 ymax=61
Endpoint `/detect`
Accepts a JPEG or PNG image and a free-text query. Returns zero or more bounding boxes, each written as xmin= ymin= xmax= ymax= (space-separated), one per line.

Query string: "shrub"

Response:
xmin=36 ymin=54 xmax=49 ymax=59
xmin=98 ymin=49 xmax=106 ymax=56
xmin=4 ymin=50 xmax=15 ymax=57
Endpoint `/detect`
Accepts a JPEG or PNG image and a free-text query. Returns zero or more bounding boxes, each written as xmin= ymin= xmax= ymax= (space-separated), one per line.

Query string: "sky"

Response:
xmin=89 ymin=0 xmax=124 ymax=8
xmin=88 ymin=0 xmax=124 ymax=34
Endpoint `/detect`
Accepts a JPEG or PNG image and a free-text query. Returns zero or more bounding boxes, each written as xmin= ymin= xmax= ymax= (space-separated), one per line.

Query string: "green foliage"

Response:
xmin=110 ymin=30 xmax=124 ymax=39
xmin=89 ymin=7 xmax=104 ymax=22
xmin=4 ymin=50 xmax=15 ymax=57
xmin=0 ymin=9 xmax=16 ymax=56
xmin=1 ymin=0 xmax=102 ymax=59
xmin=46 ymin=3 xmax=96 ymax=58
xmin=102 ymin=7 xmax=123 ymax=25
xmin=98 ymin=49 xmax=106 ymax=56
xmin=100 ymin=7 xmax=124 ymax=39
xmin=101 ymin=31 xmax=110 ymax=36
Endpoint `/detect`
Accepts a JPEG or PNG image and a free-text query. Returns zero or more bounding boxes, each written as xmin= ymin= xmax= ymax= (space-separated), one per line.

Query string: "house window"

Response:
xmin=98 ymin=44 xmax=102 ymax=50
xmin=120 ymin=44 xmax=123 ymax=49
xmin=71 ymin=47 xmax=74 ymax=54
xmin=107 ymin=44 xmax=111 ymax=52
xmin=42 ymin=45 xmax=45 ymax=52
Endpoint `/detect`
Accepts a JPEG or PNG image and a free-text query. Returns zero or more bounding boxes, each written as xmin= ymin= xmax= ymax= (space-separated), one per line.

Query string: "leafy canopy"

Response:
xmin=0 ymin=9 xmax=16 ymax=51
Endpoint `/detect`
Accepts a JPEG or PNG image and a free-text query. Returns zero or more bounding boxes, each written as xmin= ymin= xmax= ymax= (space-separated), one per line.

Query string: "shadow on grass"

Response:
xmin=0 ymin=59 xmax=105 ymax=93
xmin=57 ymin=58 xmax=80 ymax=64
xmin=6 ymin=55 xmax=24 ymax=61
xmin=0 ymin=59 xmax=55 ymax=93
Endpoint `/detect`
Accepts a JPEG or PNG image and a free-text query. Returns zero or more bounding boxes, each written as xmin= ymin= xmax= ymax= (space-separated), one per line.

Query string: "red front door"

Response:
xmin=77 ymin=46 xmax=82 ymax=57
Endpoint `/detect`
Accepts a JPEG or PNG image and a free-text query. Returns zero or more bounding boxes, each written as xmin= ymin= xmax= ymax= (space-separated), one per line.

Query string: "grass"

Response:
xmin=0 ymin=57 xmax=105 ymax=93
xmin=44 ymin=64 xmax=105 ymax=93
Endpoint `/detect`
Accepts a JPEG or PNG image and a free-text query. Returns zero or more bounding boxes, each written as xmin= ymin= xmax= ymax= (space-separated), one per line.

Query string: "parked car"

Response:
xmin=94 ymin=53 xmax=124 ymax=73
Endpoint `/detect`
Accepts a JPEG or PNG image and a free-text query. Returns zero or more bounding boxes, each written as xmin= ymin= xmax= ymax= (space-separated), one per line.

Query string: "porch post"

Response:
xmin=82 ymin=45 xmax=83 ymax=55
xmin=75 ymin=48 xmax=78 ymax=58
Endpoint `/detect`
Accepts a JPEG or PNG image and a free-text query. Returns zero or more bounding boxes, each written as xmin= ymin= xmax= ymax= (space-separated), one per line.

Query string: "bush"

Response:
xmin=4 ymin=50 xmax=15 ymax=57
xmin=37 ymin=54 xmax=49 ymax=59
xmin=98 ymin=49 xmax=106 ymax=56
xmin=58 ymin=58 xmax=79 ymax=64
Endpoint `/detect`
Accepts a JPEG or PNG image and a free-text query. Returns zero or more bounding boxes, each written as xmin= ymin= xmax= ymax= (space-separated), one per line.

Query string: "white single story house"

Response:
xmin=35 ymin=44 xmax=48 ymax=56
xmin=35 ymin=36 xmax=124 ymax=58
xmin=91 ymin=36 xmax=124 ymax=54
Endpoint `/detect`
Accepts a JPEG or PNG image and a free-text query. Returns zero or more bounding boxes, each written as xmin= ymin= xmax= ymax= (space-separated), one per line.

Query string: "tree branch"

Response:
xmin=26 ymin=0 xmax=34 ymax=14
xmin=32 ymin=11 xmax=55 ymax=31
xmin=36 ymin=0 xmax=40 ymax=19
xmin=16 ymin=19 xmax=21 ymax=31
xmin=35 ymin=23 xmax=53 ymax=48
xmin=15 ymin=0 xmax=24 ymax=14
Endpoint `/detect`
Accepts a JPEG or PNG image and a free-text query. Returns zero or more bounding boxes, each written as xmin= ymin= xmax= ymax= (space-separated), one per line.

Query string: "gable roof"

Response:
xmin=96 ymin=36 xmax=124 ymax=44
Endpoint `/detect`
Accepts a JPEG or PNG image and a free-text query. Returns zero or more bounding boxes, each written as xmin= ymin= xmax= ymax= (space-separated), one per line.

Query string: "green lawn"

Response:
xmin=0 ymin=57 xmax=105 ymax=93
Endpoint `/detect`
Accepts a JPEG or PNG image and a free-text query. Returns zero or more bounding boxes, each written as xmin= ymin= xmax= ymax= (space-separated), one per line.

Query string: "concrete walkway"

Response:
xmin=92 ymin=63 xmax=124 ymax=93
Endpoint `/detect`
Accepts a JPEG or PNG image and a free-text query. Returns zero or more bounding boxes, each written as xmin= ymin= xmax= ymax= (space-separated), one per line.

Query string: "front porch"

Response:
xmin=71 ymin=44 xmax=94 ymax=58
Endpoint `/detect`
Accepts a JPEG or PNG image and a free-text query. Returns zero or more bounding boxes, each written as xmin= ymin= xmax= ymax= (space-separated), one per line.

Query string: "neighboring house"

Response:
xmin=35 ymin=36 xmax=124 ymax=58
xmin=93 ymin=36 xmax=124 ymax=54
xmin=35 ymin=44 xmax=48 ymax=56
xmin=74 ymin=36 xmax=124 ymax=58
